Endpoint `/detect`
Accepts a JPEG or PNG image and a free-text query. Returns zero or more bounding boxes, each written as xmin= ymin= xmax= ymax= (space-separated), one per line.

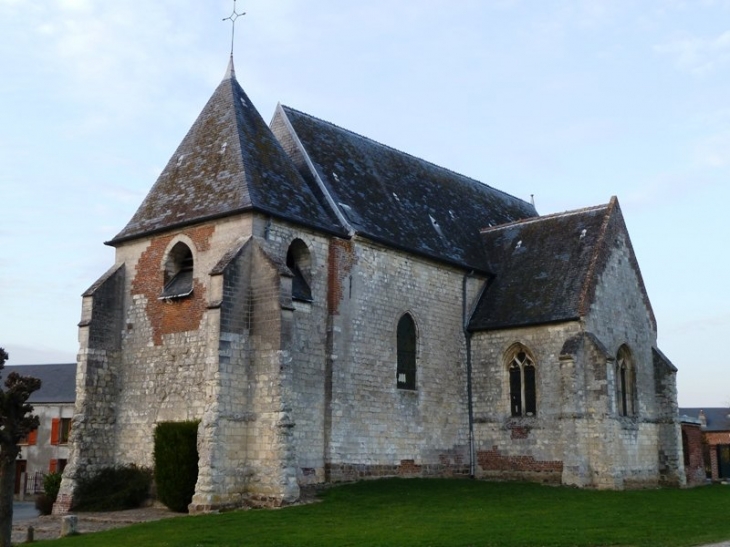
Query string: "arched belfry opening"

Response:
xmin=160 ymin=241 xmax=194 ymax=299
xmin=287 ymin=239 xmax=312 ymax=302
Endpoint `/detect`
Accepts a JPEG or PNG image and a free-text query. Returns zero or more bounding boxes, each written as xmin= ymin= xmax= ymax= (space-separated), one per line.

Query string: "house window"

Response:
xmin=18 ymin=429 xmax=38 ymax=446
xmin=508 ymin=348 xmax=536 ymax=417
xmin=615 ymin=345 xmax=636 ymax=416
xmin=287 ymin=239 xmax=312 ymax=302
xmin=396 ymin=313 xmax=417 ymax=390
xmin=51 ymin=418 xmax=72 ymax=445
xmin=160 ymin=241 xmax=194 ymax=299
xmin=50 ymin=459 xmax=68 ymax=473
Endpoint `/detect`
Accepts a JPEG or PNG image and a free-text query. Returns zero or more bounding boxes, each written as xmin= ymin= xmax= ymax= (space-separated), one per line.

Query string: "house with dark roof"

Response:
xmin=1 ymin=364 xmax=76 ymax=498
xmin=55 ymin=58 xmax=684 ymax=513
xmin=680 ymin=408 xmax=730 ymax=481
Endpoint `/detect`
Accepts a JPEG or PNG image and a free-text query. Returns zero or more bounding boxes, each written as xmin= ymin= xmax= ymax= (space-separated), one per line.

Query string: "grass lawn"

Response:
xmin=42 ymin=478 xmax=730 ymax=547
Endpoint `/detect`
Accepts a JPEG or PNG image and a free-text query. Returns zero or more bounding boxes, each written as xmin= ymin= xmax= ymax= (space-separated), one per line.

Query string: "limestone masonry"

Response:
xmin=55 ymin=58 xmax=684 ymax=514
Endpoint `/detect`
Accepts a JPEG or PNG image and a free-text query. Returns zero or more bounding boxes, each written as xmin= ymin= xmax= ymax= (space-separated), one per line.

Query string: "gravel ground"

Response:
xmin=11 ymin=506 xmax=183 ymax=543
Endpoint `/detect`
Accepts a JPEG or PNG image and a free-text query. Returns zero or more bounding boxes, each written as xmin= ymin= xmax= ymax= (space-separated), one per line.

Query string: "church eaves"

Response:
xmin=109 ymin=59 xmax=344 ymax=245
xmin=271 ymin=106 xmax=538 ymax=272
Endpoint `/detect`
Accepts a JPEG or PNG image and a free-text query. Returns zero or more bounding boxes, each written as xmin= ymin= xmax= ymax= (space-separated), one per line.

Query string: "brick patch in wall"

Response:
xmin=478 ymin=446 xmax=563 ymax=474
xmin=131 ymin=225 xmax=214 ymax=345
xmin=327 ymin=239 xmax=356 ymax=315
xmin=326 ymin=459 xmax=471 ymax=483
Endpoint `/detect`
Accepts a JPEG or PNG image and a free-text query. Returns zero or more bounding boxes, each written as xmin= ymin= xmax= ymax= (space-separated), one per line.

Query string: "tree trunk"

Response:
xmin=0 ymin=457 xmax=16 ymax=547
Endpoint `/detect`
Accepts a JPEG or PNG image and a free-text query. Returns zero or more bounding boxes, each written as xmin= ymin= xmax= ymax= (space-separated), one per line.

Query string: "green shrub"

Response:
xmin=43 ymin=471 xmax=62 ymax=501
xmin=72 ymin=464 xmax=152 ymax=512
xmin=35 ymin=471 xmax=63 ymax=515
xmin=154 ymin=421 xmax=200 ymax=513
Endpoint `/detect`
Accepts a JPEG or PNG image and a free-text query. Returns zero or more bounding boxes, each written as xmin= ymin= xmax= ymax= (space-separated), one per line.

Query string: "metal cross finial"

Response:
xmin=223 ymin=0 xmax=246 ymax=56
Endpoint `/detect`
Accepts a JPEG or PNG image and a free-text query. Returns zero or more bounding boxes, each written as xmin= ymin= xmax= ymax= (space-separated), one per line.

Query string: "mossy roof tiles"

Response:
xmin=274 ymin=106 xmax=538 ymax=271
xmin=110 ymin=61 xmax=343 ymax=244
xmin=469 ymin=200 xmax=616 ymax=331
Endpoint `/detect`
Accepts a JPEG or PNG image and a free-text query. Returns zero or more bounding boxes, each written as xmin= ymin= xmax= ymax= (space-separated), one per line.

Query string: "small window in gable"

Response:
xmin=616 ymin=345 xmax=636 ymax=417
xmin=160 ymin=242 xmax=194 ymax=299
xmin=287 ymin=239 xmax=312 ymax=302
xmin=508 ymin=347 xmax=537 ymax=417
xmin=397 ymin=313 xmax=417 ymax=390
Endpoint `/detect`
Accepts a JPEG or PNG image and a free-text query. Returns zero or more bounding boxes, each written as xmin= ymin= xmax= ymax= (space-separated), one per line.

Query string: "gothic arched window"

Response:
xmin=508 ymin=347 xmax=536 ymax=417
xmin=396 ymin=313 xmax=417 ymax=390
xmin=616 ymin=345 xmax=636 ymax=416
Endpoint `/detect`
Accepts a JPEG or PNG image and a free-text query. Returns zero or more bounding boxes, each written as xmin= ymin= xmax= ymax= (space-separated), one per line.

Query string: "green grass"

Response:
xmin=42 ymin=479 xmax=730 ymax=547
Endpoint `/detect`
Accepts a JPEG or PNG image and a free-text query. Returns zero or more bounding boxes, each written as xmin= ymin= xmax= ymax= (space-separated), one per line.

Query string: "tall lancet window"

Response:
xmin=396 ymin=314 xmax=417 ymax=390
xmin=616 ymin=345 xmax=636 ymax=416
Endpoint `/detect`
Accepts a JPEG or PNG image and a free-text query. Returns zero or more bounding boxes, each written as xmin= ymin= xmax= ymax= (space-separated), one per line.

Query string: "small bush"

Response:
xmin=35 ymin=471 xmax=63 ymax=515
xmin=154 ymin=421 xmax=200 ymax=513
xmin=72 ymin=464 xmax=152 ymax=512
xmin=43 ymin=471 xmax=62 ymax=501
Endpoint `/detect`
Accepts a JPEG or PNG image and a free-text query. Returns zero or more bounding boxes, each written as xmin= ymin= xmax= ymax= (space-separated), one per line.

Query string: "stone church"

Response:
xmin=56 ymin=58 xmax=684 ymax=513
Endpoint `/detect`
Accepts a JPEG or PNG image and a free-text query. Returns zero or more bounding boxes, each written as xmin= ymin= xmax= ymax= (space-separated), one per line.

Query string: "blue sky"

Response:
xmin=1 ymin=0 xmax=728 ymax=407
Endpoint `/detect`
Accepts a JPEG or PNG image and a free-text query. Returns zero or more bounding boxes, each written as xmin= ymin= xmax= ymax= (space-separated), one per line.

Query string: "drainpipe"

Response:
xmin=462 ymin=271 xmax=476 ymax=478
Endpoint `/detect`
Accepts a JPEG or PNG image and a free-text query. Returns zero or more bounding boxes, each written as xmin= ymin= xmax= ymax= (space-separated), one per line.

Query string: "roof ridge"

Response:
xmin=280 ymin=105 xmax=533 ymax=209
xmin=479 ymin=202 xmax=609 ymax=233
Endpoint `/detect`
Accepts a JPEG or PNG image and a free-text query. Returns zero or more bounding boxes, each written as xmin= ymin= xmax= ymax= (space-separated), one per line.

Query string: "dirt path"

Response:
xmin=11 ymin=506 xmax=183 ymax=543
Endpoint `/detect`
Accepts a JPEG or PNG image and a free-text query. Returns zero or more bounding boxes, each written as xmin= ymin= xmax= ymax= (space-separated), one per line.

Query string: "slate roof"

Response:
xmin=679 ymin=408 xmax=730 ymax=431
xmin=110 ymin=59 xmax=344 ymax=245
xmin=469 ymin=197 xmax=654 ymax=331
xmin=1 ymin=364 xmax=76 ymax=404
xmin=272 ymin=105 xmax=538 ymax=272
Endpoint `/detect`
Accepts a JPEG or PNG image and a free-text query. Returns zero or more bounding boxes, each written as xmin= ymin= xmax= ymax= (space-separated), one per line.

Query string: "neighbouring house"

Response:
xmin=679 ymin=408 xmax=730 ymax=481
xmin=55 ymin=57 xmax=684 ymax=514
xmin=1 ymin=364 xmax=76 ymax=498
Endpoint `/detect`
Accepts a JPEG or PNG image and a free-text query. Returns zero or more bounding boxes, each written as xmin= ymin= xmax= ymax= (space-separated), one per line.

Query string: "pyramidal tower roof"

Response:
xmin=109 ymin=57 xmax=344 ymax=245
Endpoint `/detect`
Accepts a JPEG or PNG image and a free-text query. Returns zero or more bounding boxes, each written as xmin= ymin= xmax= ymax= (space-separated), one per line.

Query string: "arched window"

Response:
xmin=286 ymin=239 xmax=312 ymax=302
xmin=396 ymin=314 xmax=417 ymax=390
xmin=615 ymin=345 xmax=636 ymax=416
xmin=508 ymin=347 xmax=536 ymax=417
xmin=160 ymin=242 xmax=194 ymax=299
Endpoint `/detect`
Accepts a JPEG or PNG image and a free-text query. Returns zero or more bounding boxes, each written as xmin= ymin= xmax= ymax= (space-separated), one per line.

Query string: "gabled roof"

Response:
xmin=469 ymin=197 xmax=655 ymax=331
xmin=109 ymin=59 xmax=344 ymax=245
xmin=272 ymin=105 xmax=537 ymax=272
xmin=1 ymin=363 xmax=76 ymax=403
xmin=679 ymin=408 xmax=730 ymax=432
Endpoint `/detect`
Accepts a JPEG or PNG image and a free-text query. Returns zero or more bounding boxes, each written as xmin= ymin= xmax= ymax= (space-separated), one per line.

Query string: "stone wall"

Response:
xmin=55 ymin=264 xmax=125 ymax=514
xmin=469 ymin=228 xmax=683 ymax=489
xmin=325 ymin=237 xmax=478 ymax=479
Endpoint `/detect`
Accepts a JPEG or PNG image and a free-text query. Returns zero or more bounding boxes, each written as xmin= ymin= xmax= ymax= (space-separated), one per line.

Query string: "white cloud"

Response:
xmin=654 ymin=30 xmax=730 ymax=74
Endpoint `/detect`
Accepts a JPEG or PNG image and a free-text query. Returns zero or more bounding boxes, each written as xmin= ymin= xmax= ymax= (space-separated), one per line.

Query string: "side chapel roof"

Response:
xmin=271 ymin=105 xmax=538 ymax=271
xmin=469 ymin=197 xmax=656 ymax=331
xmin=110 ymin=59 xmax=344 ymax=245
